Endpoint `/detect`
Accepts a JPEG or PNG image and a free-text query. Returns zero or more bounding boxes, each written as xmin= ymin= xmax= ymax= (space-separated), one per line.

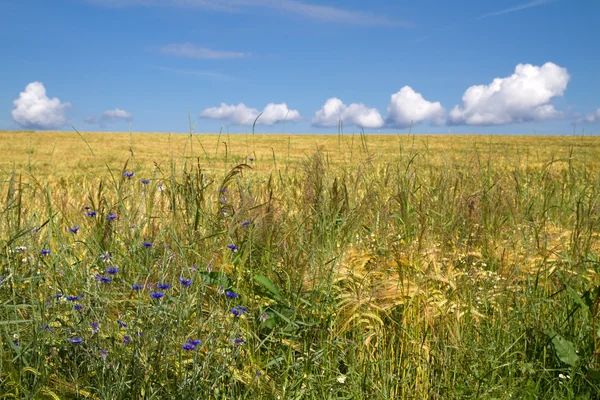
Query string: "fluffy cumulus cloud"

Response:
xmin=200 ymin=102 xmax=301 ymax=125
xmin=312 ymin=98 xmax=384 ymax=128
xmin=449 ymin=62 xmax=570 ymax=126
xmin=11 ymin=82 xmax=71 ymax=129
xmin=386 ymin=86 xmax=445 ymax=128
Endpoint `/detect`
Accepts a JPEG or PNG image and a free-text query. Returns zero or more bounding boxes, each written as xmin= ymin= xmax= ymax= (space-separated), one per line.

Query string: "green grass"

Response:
xmin=1 ymin=130 xmax=600 ymax=399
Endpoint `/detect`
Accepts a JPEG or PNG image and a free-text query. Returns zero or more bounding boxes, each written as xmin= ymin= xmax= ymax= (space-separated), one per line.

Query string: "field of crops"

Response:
xmin=2 ymin=130 xmax=600 ymax=399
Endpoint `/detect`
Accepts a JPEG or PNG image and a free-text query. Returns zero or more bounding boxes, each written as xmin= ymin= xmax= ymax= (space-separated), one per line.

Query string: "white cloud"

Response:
xmin=101 ymin=108 xmax=134 ymax=122
xmin=386 ymin=86 xmax=445 ymax=128
xmin=87 ymin=0 xmax=404 ymax=26
xmin=159 ymin=43 xmax=248 ymax=59
xmin=11 ymin=82 xmax=71 ymax=129
xmin=449 ymin=62 xmax=570 ymax=126
xmin=312 ymin=98 xmax=384 ymax=128
xmin=578 ymin=108 xmax=600 ymax=124
xmin=84 ymin=108 xmax=134 ymax=126
xmin=200 ymin=102 xmax=301 ymax=125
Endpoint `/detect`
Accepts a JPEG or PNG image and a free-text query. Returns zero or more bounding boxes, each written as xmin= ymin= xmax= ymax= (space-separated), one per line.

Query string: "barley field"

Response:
xmin=1 ymin=130 xmax=600 ymax=399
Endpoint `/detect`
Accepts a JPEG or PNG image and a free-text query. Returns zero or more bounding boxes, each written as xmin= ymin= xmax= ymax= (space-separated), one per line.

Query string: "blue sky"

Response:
xmin=1 ymin=0 xmax=599 ymax=134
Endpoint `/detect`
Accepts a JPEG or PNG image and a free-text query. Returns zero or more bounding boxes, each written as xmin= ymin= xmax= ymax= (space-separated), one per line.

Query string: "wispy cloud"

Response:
xmin=478 ymin=0 xmax=557 ymax=20
xmin=86 ymin=0 xmax=407 ymax=26
xmin=159 ymin=43 xmax=248 ymax=60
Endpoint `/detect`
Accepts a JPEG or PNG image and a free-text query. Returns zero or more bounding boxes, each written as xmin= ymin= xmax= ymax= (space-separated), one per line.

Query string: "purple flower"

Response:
xmin=117 ymin=320 xmax=127 ymax=329
xmin=39 ymin=324 xmax=53 ymax=331
xmin=142 ymin=241 xmax=153 ymax=248
xmin=87 ymin=211 xmax=97 ymax=217
xmin=91 ymin=321 xmax=100 ymax=334
xmin=54 ymin=294 xmax=63 ymax=299
xmin=96 ymin=275 xmax=112 ymax=283
xmin=84 ymin=206 xmax=91 ymax=210
xmin=234 ymin=337 xmax=245 ymax=345
xmin=249 ymin=157 xmax=254 ymax=162
xmin=67 ymin=295 xmax=82 ymax=301
xmin=157 ymin=283 xmax=171 ymax=290
xmin=74 ymin=304 xmax=84 ymax=311
xmin=107 ymin=214 xmax=117 ymax=221
xmin=179 ymin=277 xmax=192 ymax=287
xmin=132 ymin=284 xmax=142 ymax=291
xmin=220 ymin=188 xmax=228 ymax=193
xmin=124 ymin=171 xmax=134 ymax=178
xmin=231 ymin=305 xmax=249 ymax=317
xmin=227 ymin=244 xmax=238 ymax=253
xmin=150 ymin=291 xmax=164 ymax=300
xmin=40 ymin=249 xmax=51 ymax=256
xmin=140 ymin=179 xmax=150 ymax=185
xmin=241 ymin=221 xmax=251 ymax=227
xmin=100 ymin=349 xmax=108 ymax=360
xmin=70 ymin=337 xmax=83 ymax=345
xmin=188 ymin=338 xmax=201 ymax=347
xmin=205 ymin=263 xmax=212 ymax=273
xmin=106 ymin=266 xmax=118 ymax=275
xmin=182 ymin=343 xmax=196 ymax=351
xmin=69 ymin=226 xmax=80 ymax=234
xmin=220 ymin=196 xmax=227 ymax=203
xmin=259 ymin=312 xmax=268 ymax=323
xmin=123 ymin=335 xmax=132 ymax=346
xmin=225 ymin=290 xmax=239 ymax=299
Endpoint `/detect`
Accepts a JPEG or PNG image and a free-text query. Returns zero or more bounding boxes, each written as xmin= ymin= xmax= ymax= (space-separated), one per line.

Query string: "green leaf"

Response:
xmin=588 ymin=369 xmax=600 ymax=383
xmin=549 ymin=332 xmax=580 ymax=367
xmin=254 ymin=275 xmax=281 ymax=299
xmin=199 ymin=272 xmax=231 ymax=287
xmin=567 ymin=286 xmax=588 ymax=312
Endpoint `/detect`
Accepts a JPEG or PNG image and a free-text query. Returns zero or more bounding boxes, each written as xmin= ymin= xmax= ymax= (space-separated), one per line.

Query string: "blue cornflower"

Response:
xmin=39 ymin=324 xmax=53 ymax=331
xmin=69 ymin=337 xmax=83 ymax=345
xmin=66 ymin=295 xmax=81 ymax=301
xmin=96 ymin=275 xmax=112 ymax=283
xmin=106 ymin=266 xmax=118 ymax=275
xmin=179 ymin=277 xmax=192 ymax=287
xmin=188 ymin=338 xmax=201 ymax=347
xmin=123 ymin=335 xmax=132 ymax=346
xmin=157 ymin=283 xmax=171 ymax=290
xmin=182 ymin=342 xmax=196 ymax=351
xmin=140 ymin=179 xmax=150 ymax=185
xmin=227 ymin=244 xmax=238 ymax=252
xmin=132 ymin=284 xmax=142 ymax=291
xmin=69 ymin=226 xmax=80 ymax=234
xmin=241 ymin=221 xmax=251 ymax=227
xmin=87 ymin=211 xmax=97 ymax=217
xmin=225 ymin=290 xmax=239 ymax=299
xmin=40 ymin=249 xmax=51 ymax=256
xmin=84 ymin=206 xmax=91 ymax=210
xmin=74 ymin=304 xmax=84 ymax=311
xmin=124 ymin=171 xmax=134 ymax=178
xmin=106 ymin=214 xmax=117 ymax=221
xmin=117 ymin=320 xmax=127 ymax=328
xmin=231 ymin=305 xmax=249 ymax=317
xmin=91 ymin=321 xmax=99 ymax=334
xmin=150 ymin=291 xmax=164 ymax=300
xmin=142 ymin=241 xmax=152 ymax=248
xmin=54 ymin=294 xmax=63 ymax=299
xmin=234 ymin=337 xmax=245 ymax=345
